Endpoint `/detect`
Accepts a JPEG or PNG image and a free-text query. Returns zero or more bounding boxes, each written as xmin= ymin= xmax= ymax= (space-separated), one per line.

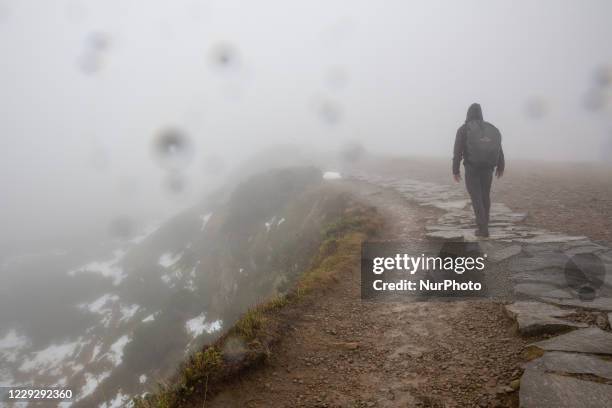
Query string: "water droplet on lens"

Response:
xmin=340 ymin=141 xmax=366 ymax=163
xmin=87 ymin=32 xmax=111 ymax=52
xmin=594 ymin=65 xmax=612 ymax=88
xmin=316 ymin=98 xmax=342 ymax=125
xmin=78 ymin=52 xmax=103 ymax=74
xmin=153 ymin=127 xmax=194 ymax=170
xmin=210 ymin=43 xmax=239 ymax=70
xmin=77 ymin=32 xmax=111 ymax=74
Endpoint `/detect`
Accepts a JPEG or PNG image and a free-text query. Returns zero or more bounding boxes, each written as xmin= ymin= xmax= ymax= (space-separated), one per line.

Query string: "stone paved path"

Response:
xmin=348 ymin=170 xmax=612 ymax=408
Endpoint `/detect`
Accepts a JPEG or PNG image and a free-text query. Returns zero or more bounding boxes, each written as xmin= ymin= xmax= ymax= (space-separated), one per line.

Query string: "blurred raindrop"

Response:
xmin=340 ymin=141 xmax=366 ymax=163
xmin=209 ymin=43 xmax=239 ymax=70
xmin=594 ymin=65 xmax=612 ymax=88
xmin=78 ymin=52 xmax=103 ymax=74
xmin=583 ymin=88 xmax=606 ymax=112
xmin=87 ymin=32 xmax=111 ymax=52
xmin=524 ymin=96 xmax=548 ymax=119
xmin=163 ymin=171 xmax=187 ymax=195
xmin=153 ymin=127 xmax=194 ymax=170
xmin=315 ymin=98 xmax=343 ymax=125
xmin=77 ymin=32 xmax=111 ymax=75
xmin=108 ymin=216 xmax=134 ymax=239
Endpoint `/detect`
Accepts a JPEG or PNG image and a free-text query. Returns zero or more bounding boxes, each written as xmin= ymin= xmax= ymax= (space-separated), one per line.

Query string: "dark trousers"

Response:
xmin=464 ymin=164 xmax=493 ymax=230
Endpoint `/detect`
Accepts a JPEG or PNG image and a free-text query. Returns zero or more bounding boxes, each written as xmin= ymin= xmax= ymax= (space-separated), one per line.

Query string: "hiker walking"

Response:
xmin=452 ymin=103 xmax=505 ymax=238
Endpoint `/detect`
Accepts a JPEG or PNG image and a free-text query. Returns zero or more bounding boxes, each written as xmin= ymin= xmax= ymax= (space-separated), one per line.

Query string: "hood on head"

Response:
xmin=466 ymin=103 xmax=483 ymax=122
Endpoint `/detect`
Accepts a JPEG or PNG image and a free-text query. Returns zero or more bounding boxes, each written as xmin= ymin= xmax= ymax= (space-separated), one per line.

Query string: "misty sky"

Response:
xmin=1 ymin=0 xmax=611 ymax=245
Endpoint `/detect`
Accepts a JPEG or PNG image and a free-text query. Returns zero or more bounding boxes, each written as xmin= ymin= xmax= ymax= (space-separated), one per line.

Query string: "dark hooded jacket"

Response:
xmin=452 ymin=103 xmax=505 ymax=175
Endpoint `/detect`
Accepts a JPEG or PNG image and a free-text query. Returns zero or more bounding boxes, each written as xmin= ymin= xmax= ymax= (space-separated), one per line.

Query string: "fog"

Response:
xmin=1 ymin=0 xmax=611 ymax=245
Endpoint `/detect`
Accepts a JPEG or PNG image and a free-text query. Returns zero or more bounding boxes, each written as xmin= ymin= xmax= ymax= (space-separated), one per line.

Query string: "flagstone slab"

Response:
xmin=520 ymin=367 xmax=612 ymax=408
xmin=514 ymin=283 xmax=573 ymax=300
xmin=517 ymin=234 xmax=588 ymax=244
xmin=505 ymin=301 xmax=586 ymax=336
xmin=485 ymin=244 xmax=523 ymax=262
xmin=525 ymin=351 xmax=612 ymax=380
xmin=510 ymin=253 xmax=569 ymax=272
xmin=531 ymin=327 xmax=612 ymax=355
xmin=540 ymin=297 xmax=612 ymax=313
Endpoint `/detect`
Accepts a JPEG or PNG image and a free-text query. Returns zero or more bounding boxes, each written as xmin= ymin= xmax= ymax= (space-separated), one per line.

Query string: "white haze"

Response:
xmin=0 ymin=0 xmax=611 ymax=245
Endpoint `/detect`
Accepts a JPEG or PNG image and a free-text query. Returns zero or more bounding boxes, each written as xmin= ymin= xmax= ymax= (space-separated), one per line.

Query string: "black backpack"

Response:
xmin=465 ymin=120 xmax=501 ymax=167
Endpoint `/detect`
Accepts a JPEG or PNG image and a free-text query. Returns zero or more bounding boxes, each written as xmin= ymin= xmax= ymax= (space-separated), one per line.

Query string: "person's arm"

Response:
xmin=496 ymin=145 xmax=505 ymax=177
xmin=452 ymin=126 xmax=465 ymax=181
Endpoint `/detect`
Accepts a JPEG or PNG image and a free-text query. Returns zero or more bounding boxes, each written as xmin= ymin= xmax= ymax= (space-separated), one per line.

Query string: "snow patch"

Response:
xmin=90 ymin=343 xmax=102 ymax=362
xmin=158 ymin=252 xmax=182 ymax=268
xmin=160 ymin=268 xmax=184 ymax=287
xmin=19 ymin=338 xmax=85 ymax=374
xmin=200 ymin=213 xmax=212 ymax=231
xmin=99 ymin=391 xmax=131 ymax=408
xmin=78 ymin=371 xmax=111 ymax=401
xmin=68 ymin=250 xmax=127 ymax=285
xmin=80 ymin=294 xmax=119 ymax=315
xmin=323 ymin=171 xmax=342 ymax=180
xmin=119 ymin=304 xmax=140 ymax=324
xmin=264 ymin=216 xmax=277 ymax=232
xmin=185 ymin=314 xmax=223 ymax=337
xmin=106 ymin=335 xmax=130 ymax=366
xmin=139 ymin=374 xmax=147 ymax=384
xmin=0 ymin=329 xmax=31 ymax=363
xmin=78 ymin=294 xmax=139 ymax=328
xmin=129 ymin=222 xmax=161 ymax=244
xmin=142 ymin=312 xmax=158 ymax=323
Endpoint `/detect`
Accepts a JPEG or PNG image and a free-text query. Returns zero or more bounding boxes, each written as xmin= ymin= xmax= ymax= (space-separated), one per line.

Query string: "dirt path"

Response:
xmin=208 ymin=181 xmax=526 ymax=408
